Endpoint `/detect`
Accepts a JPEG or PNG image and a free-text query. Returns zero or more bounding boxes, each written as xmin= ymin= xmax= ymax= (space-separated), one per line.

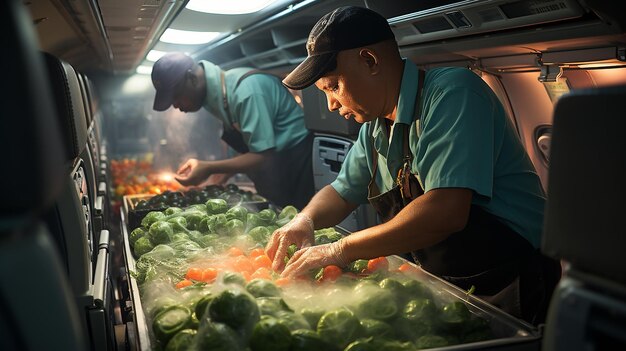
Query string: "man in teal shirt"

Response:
xmin=151 ymin=52 xmax=314 ymax=209
xmin=267 ymin=6 xmax=560 ymax=324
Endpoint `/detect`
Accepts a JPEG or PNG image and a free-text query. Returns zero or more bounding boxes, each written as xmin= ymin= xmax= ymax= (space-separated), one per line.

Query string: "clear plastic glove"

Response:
xmin=266 ymin=213 xmax=315 ymax=272
xmin=281 ymin=240 xmax=348 ymax=279
xmin=175 ymin=158 xmax=209 ymax=186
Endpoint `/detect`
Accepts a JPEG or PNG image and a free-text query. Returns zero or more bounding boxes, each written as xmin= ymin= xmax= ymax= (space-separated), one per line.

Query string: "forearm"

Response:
xmin=204 ymin=150 xmax=272 ymax=174
xmin=301 ymin=185 xmax=358 ymax=229
xmin=341 ymin=188 xmax=472 ymax=262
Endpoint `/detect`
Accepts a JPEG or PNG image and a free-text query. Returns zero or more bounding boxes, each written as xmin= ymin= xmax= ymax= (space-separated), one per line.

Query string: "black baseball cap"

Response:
xmin=283 ymin=6 xmax=395 ymax=90
xmin=151 ymin=52 xmax=194 ymax=111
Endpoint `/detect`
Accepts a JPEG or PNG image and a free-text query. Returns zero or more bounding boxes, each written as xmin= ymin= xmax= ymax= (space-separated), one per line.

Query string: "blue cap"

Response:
xmin=151 ymin=52 xmax=194 ymax=111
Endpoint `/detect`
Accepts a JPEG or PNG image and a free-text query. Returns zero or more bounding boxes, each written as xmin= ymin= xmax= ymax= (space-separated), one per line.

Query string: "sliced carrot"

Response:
xmin=320 ymin=265 xmax=343 ymax=282
xmin=227 ymin=247 xmax=245 ymax=257
xmin=175 ymin=279 xmax=193 ymax=289
xmin=251 ymin=267 xmax=272 ymax=280
xmin=248 ymin=247 xmax=266 ymax=259
xmin=398 ymin=263 xmax=418 ymax=273
xmin=241 ymin=271 xmax=252 ymax=282
xmin=367 ymin=257 xmax=389 ymax=273
xmin=233 ymin=256 xmax=254 ymax=274
xmin=201 ymin=268 xmax=218 ymax=283
xmin=252 ymin=255 xmax=273 ymax=271
xmin=274 ymin=277 xmax=291 ymax=287
xmin=185 ymin=267 xmax=203 ymax=281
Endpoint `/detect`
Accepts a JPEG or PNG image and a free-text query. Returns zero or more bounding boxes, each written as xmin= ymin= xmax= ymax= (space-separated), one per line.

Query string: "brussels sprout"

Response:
xmin=166 ymin=215 xmax=187 ymax=231
xmin=360 ymin=319 xmax=393 ymax=338
xmin=209 ymin=214 xmax=228 ymax=235
xmin=164 ymin=207 xmax=183 ymax=216
xmin=225 ymin=206 xmax=248 ymax=223
xmin=290 ymin=329 xmax=335 ymax=351
xmin=133 ymin=236 xmax=154 ymax=257
xmin=164 ymin=329 xmax=196 ymax=351
xmin=129 ymin=227 xmax=147 ymax=247
xmin=186 ymin=204 xmax=207 ymax=213
xmin=148 ymin=221 xmax=173 ymax=245
xmin=404 ymin=298 xmax=437 ymax=321
xmin=257 ymin=209 xmax=277 ymax=224
xmin=247 ymin=226 xmax=272 ymax=245
xmin=198 ymin=216 xmax=216 ymax=233
xmin=141 ymin=211 xmax=166 ymax=228
xmin=184 ymin=212 xmax=206 ymax=230
xmin=196 ymin=233 xmax=220 ymax=248
xmin=206 ymin=199 xmax=229 ymax=214
xmin=208 ymin=289 xmax=260 ymax=330
xmin=379 ymin=278 xmax=408 ymax=301
xmin=169 ymin=240 xmax=202 ymax=255
xmin=219 ymin=272 xmax=244 ymax=287
xmin=415 ymin=335 xmax=450 ymax=349
xmin=249 ymin=317 xmax=292 ymax=351
xmin=171 ymin=233 xmax=190 ymax=242
xmin=194 ymin=321 xmax=242 ymax=351
xmin=256 ymin=297 xmax=292 ymax=317
xmin=300 ymin=308 xmax=325 ymax=330
xmin=146 ymin=296 xmax=178 ymax=319
xmin=223 ymin=219 xmax=245 ymax=236
xmin=246 ymin=279 xmax=281 ymax=298
xmin=187 ymin=230 xmax=204 ymax=243
xmin=440 ymin=301 xmax=472 ymax=329
xmin=275 ymin=206 xmax=298 ymax=226
xmin=317 ymin=308 xmax=362 ymax=349
xmin=357 ymin=289 xmax=398 ymax=321
xmin=275 ymin=311 xmax=311 ymax=331
xmin=402 ymin=279 xmax=432 ymax=299
xmin=152 ymin=305 xmax=192 ymax=345
xmin=314 ymin=228 xmax=343 ymax=245
xmin=194 ymin=293 xmax=214 ymax=320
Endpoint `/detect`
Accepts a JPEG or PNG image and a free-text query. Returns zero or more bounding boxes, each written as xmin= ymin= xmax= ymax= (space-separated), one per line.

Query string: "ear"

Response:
xmin=188 ymin=70 xmax=198 ymax=86
xmin=359 ymin=48 xmax=380 ymax=75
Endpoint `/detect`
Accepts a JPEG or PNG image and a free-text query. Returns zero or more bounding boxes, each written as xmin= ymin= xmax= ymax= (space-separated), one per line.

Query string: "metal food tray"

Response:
xmin=121 ymin=209 xmax=540 ymax=351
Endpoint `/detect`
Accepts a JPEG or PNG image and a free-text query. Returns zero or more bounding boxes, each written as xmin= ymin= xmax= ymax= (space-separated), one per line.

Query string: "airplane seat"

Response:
xmin=0 ymin=0 xmax=87 ymax=349
xmin=43 ymin=52 xmax=114 ymax=351
xmin=542 ymin=85 xmax=626 ymax=350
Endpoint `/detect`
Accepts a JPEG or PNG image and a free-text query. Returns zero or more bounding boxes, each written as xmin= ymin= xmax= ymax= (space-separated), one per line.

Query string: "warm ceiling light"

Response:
xmin=147 ymin=50 xmax=167 ymax=62
xmin=136 ymin=65 xmax=153 ymax=75
xmin=186 ymin=0 xmax=277 ymax=15
xmin=159 ymin=29 xmax=220 ymax=45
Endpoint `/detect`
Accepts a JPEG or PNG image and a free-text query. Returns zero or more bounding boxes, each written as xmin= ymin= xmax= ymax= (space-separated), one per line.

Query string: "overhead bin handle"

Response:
xmin=92 ymin=229 xmax=109 ymax=307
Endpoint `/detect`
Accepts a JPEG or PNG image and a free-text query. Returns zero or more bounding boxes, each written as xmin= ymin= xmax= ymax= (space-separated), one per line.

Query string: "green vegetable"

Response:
xmin=440 ymin=301 xmax=471 ymax=325
xmin=290 ymin=329 xmax=335 ymax=351
xmin=276 ymin=206 xmax=298 ymax=226
xmin=196 ymin=233 xmax=220 ymax=248
xmin=379 ymin=278 xmax=408 ymax=301
xmin=129 ymin=227 xmax=146 ymax=246
xmin=194 ymin=293 xmax=214 ymax=320
xmin=171 ymin=233 xmax=190 ymax=242
xmin=415 ymin=335 xmax=449 ymax=349
xmin=357 ymin=287 xmax=398 ymax=321
xmin=187 ymin=230 xmax=204 ymax=243
xmin=314 ymin=228 xmax=343 ymax=245
xmin=186 ymin=204 xmax=207 ymax=213
xmin=194 ymin=321 xmax=242 ymax=351
xmin=317 ymin=308 xmax=362 ymax=348
xmin=208 ymin=289 xmax=260 ymax=331
xmin=247 ymin=226 xmax=271 ymax=245
xmin=402 ymin=279 xmax=432 ymax=299
xmin=461 ymin=317 xmax=492 ymax=343
xmin=148 ymin=221 xmax=173 ymax=245
xmin=274 ymin=311 xmax=310 ymax=331
xmin=146 ymin=296 xmax=178 ymax=319
xmin=256 ymin=297 xmax=292 ymax=317
xmin=347 ymin=259 xmax=369 ymax=274
xmin=184 ymin=212 xmax=206 ymax=230
xmin=284 ymin=244 xmax=298 ymax=265
xmin=152 ymin=305 xmax=192 ymax=345
xmin=360 ymin=319 xmax=393 ymax=338
xmin=209 ymin=214 xmax=228 ymax=235
xmin=206 ymin=199 xmax=229 ymax=214
xmin=404 ymin=298 xmax=437 ymax=321
xmin=141 ymin=211 xmax=165 ymax=228
xmin=222 ymin=272 xmax=246 ymax=286
xmin=225 ymin=206 xmax=248 ymax=223
xmin=344 ymin=339 xmax=376 ymax=351
xmin=198 ymin=216 xmax=215 ymax=233
xmin=223 ymin=219 xmax=245 ymax=236
xmin=246 ymin=279 xmax=281 ymax=298
xmin=164 ymin=207 xmax=182 ymax=216
xmin=300 ymin=308 xmax=325 ymax=329
xmin=164 ymin=329 xmax=196 ymax=351
xmin=249 ymin=317 xmax=292 ymax=351
xmin=257 ymin=209 xmax=277 ymax=224
xmin=133 ymin=236 xmax=154 ymax=257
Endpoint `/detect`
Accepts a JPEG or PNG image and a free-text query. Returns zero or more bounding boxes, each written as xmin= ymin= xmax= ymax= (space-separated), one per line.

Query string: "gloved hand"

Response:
xmin=266 ymin=213 xmax=315 ymax=272
xmin=280 ymin=239 xmax=348 ymax=279
xmin=175 ymin=158 xmax=210 ymax=186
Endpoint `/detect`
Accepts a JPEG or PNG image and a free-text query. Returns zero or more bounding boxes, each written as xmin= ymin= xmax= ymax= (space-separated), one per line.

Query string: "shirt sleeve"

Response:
xmin=330 ymin=124 xmax=372 ymax=204
xmin=233 ymin=91 xmax=277 ymax=153
xmin=415 ymin=85 xmax=496 ymax=199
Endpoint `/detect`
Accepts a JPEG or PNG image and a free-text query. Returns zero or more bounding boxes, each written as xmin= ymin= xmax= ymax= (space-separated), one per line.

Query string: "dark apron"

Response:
xmin=366 ymin=70 xmax=560 ymax=325
xmin=220 ymin=70 xmax=315 ymax=210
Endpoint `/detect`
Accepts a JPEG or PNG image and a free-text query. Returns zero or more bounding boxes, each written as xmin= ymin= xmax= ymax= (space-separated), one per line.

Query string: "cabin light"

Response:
xmin=136 ymin=65 xmax=153 ymax=75
xmin=186 ymin=0 xmax=277 ymax=15
xmin=160 ymin=28 xmax=220 ymax=45
xmin=147 ymin=50 xmax=167 ymax=62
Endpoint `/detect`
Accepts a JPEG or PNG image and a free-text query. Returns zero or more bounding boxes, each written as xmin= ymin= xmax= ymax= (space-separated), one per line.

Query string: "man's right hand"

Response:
xmin=175 ymin=158 xmax=210 ymax=186
xmin=266 ymin=213 xmax=315 ymax=272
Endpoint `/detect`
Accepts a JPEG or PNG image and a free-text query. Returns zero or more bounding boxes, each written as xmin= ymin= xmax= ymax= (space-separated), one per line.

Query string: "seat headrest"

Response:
xmin=0 ymin=0 xmax=65 ymax=224
xmin=543 ymin=85 xmax=626 ymax=285
xmin=44 ymin=53 xmax=89 ymax=162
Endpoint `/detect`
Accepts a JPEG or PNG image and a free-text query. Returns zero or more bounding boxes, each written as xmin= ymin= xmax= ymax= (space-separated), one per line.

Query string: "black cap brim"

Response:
xmin=153 ymin=88 xmax=174 ymax=111
xmin=283 ymin=52 xmax=337 ymax=90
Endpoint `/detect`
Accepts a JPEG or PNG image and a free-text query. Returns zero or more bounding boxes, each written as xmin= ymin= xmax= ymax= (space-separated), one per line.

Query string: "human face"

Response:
xmin=171 ymin=70 xmax=204 ymax=113
xmin=314 ymin=49 xmax=382 ymax=124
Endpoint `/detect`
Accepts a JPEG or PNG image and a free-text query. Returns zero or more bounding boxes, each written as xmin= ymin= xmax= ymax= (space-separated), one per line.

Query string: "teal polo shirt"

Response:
xmin=331 ymin=60 xmax=546 ymax=248
xmin=202 ymin=63 xmax=308 ymax=153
